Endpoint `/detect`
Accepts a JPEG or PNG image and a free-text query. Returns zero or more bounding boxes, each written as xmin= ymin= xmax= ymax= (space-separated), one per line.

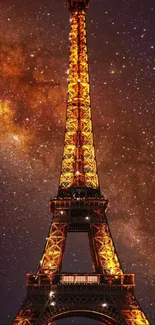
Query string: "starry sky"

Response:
xmin=0 ymin=0 xmax=155 ymax=324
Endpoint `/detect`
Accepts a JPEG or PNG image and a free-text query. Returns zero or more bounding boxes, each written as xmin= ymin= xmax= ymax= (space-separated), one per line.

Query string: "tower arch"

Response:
xmin=44 ymin=309 xmax=119 ymax=325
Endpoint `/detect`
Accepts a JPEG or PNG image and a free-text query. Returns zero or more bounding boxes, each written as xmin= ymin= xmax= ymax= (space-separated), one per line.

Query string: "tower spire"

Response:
xmin=59 ymin=0 xmax=99 ymax=193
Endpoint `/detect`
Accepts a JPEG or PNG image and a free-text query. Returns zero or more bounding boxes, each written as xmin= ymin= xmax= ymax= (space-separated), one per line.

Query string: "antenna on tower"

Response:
xmin=66 ymin=0 xmax=89 ymax=10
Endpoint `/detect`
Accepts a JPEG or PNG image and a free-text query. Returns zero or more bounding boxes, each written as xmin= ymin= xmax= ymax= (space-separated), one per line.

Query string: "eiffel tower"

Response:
xmin=12 ymin=1 xmax=151 ymax=324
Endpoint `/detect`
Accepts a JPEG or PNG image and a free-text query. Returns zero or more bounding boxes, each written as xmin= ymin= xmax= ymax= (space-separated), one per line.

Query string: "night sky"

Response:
xmin=0 ymin=0 xmax=155 ymax=324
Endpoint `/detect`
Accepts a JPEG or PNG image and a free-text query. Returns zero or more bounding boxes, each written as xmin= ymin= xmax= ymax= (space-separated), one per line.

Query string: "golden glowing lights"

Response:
xmin=9 ymin=3 xmax=151 ymax=325
xmin=60 ymin=10 xmax=99 ymax=189
xmin=39 ymin=223 xmax=68 ymax=274
xmin=122 ymin=309 xmax=150 ymax=325
xmin=18 ymin=320 xmax=31 ymax=325
xmin=92 ymin=223 xmax=123 ymax=275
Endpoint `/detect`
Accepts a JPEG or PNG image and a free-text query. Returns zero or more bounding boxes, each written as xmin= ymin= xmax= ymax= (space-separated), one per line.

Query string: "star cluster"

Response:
xmin=0 ymin=0 xmax=155 ymax=324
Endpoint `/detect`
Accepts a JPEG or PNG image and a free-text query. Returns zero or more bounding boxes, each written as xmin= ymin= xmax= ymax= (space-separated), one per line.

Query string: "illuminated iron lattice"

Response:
xmin=92 ymin=223 xmax=123 ymax=275
xmin=59 ymin=7 xmax=99 ymax=189
xmin=11 ymin=1 xmax=151 ymax=325
xmin=40 ymin=223 xmax=68 ymax=274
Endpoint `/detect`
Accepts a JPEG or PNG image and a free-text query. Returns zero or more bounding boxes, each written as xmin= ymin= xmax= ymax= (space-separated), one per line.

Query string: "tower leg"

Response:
xmin=12 ymin=298 xmax=37 ymax=325
xmin=122 ymin=292 xmax=150 ymax=325
xmin=91 ymin=223 xmax=123 ymax=274
xmin=11 ymin=222 xmax=68 ymax=325
xmin=39 ymin=222 xmax=68 ymax=274
xmin=12 ymin=295 xmax=56 ymax=325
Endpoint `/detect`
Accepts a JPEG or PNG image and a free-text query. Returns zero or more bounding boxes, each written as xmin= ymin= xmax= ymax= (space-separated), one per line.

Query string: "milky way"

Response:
xmin=0 ymin=0 xmax=155 ymax=324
